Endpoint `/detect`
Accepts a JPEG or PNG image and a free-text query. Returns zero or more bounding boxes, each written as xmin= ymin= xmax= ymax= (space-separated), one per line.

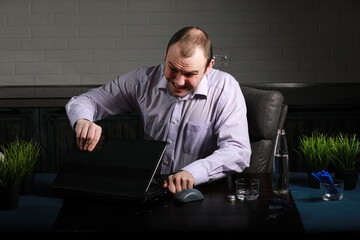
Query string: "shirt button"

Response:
xmin=173 ymin=120 xmax=177 ymax=124
xmin=168 ymin=140 xmax=173 ymax=144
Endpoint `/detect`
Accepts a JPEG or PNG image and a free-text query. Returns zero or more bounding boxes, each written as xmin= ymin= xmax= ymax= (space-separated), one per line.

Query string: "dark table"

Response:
xmin=0 ymin=173 xmax=304 ymax=234
xmin=3 ymin=172 xmax=360 ymax=233
xmin=51 ymin=172 xmax=304 ymax=233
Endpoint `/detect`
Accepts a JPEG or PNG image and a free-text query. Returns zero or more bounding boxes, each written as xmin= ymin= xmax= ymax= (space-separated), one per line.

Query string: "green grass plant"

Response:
xmin=295 ymin=130 xmax=332 ymax=170
xmin=329 ymin=133 xmax=360 ymax=170
xmin=0 ymin=138 xmax=41 ymax=188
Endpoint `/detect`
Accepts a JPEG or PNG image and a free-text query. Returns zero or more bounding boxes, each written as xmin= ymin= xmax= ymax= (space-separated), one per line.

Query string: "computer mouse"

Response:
xmin=174 ymin=188 xmax=204 ymax=203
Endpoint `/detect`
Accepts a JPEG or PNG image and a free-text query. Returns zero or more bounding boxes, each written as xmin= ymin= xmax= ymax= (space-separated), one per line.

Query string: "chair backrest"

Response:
xmin=240 ymin=86 xmax=288 ymax=173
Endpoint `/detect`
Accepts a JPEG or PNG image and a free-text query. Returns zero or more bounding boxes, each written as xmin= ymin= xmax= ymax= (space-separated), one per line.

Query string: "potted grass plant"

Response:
xmin=0 ymin=138 xmax=41 ymax=210
xmin=329 ymin=133 xmax=360 ymax=190
xmin=19 ymin=139 xmax=41 ymax=195
xmin=295 ymin=131 xmax=332 ymax=188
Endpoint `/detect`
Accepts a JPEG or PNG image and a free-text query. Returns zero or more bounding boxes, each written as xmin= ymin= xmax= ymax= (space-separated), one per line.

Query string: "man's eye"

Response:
xmin=185 ymin=73 xmax=195 ymax=77
xmin=170 ymin=67 xmax=177 ymax=72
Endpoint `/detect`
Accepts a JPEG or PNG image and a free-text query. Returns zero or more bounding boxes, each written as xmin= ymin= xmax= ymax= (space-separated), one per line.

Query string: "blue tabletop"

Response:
xmin=0 ymin=174 xmax=62 ymax=232
xmin=289 ymin=172 xmax=360 ymax=232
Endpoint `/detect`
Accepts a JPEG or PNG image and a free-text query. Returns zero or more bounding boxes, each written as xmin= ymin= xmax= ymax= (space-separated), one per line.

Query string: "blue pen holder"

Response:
xmin=320 ymin=179 xmax=344 ymax=201
xmin=312 ymin=170 xmax=344 ymax=201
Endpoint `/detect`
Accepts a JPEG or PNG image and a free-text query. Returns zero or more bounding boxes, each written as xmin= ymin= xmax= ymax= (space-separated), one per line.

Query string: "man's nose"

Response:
xmin=174 ymin=73 xmax=185 ymax=86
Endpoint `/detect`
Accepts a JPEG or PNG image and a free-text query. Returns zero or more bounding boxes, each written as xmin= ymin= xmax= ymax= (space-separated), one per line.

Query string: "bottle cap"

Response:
xmin=277 ymin=129 xmax=286 ymax=135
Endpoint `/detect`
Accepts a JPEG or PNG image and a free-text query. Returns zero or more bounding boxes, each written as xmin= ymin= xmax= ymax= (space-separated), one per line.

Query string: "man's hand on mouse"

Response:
xmin=75 ymin=119 xmax=102 ymax=151
xmin=163 ymin=170 xmax=195 ymax=194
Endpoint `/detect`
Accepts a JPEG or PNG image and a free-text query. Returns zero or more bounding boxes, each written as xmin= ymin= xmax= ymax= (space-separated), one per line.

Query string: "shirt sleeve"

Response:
xmin=181 ymin=82 xmax=252 ymax=186
xmin=65 ymin=69 xmax=139 ymax=128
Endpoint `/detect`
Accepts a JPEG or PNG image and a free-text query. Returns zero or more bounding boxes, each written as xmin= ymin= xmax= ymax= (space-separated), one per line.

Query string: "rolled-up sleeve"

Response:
xmin=65 ymin=70 xmax=139 ymax=128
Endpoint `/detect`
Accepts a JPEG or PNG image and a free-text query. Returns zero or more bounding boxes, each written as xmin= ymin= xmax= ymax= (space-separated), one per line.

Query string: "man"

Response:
xmin=66 ymin=26 xmax=251 ymax=194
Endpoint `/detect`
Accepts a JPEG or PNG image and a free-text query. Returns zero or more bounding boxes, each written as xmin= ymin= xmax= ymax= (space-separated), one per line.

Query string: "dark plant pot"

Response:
xmin=21 ymin=172 xmax=35 ymax=195
xmin=0 ymin=185 xmax=20 ymax=210
xmin=335 ymin=169 xmax=358 ymax=190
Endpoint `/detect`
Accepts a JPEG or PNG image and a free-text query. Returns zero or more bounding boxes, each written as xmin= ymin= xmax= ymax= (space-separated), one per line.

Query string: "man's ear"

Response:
xmin=205 ymin=59 xmax=215 ymax=75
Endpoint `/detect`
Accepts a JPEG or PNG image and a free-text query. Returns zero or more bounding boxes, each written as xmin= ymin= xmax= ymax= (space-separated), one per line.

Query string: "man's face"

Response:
xmin=164 ymin=43 xmax=213 ymax=98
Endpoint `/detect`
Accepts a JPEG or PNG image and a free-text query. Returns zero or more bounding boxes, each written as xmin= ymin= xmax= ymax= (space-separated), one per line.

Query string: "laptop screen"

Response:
xmin=52 ymin=137 xmax=167 ymax=201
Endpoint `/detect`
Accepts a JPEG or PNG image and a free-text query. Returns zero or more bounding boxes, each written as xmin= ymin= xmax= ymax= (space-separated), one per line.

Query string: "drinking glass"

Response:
xmin=235 ymin=178 xmax=259 ymax=201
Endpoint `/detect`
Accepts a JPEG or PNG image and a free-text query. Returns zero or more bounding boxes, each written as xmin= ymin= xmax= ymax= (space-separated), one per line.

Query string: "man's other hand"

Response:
xmin=74 ymin=119 xmax=102 ymax=151
xmin=163 ymin=170 xmax=195 ymax=194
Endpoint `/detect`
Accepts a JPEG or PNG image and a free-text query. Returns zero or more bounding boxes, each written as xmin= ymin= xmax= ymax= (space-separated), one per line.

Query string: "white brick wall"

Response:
xmin=0 ymin=0 xmax=359 ymax=86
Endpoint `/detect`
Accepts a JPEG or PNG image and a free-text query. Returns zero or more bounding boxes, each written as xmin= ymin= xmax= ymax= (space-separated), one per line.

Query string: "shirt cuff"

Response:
xmin=181 ymin=161 xmax=209 ymax=186
xmin=66 ymin=108 xmax=94 ymax=130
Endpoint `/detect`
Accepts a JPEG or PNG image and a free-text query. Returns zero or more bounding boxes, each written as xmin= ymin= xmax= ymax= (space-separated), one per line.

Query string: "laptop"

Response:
xmin=52 ymin=136 xmax=167 ymax=204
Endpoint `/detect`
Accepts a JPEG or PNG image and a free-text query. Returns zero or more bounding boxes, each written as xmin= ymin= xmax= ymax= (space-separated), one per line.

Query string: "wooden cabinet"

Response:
xmin=0 ymin=106 xmax=143 ymax=173
xmin=1 ymin=83 xmax=359 ymax=172
xmin=38 ymin=108 xmax=76 ymax=172
xmin=0 ymin=108 xmax=40 ymax=146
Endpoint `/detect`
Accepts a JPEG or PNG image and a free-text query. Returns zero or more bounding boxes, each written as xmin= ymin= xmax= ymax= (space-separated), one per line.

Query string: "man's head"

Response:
xmin=164 ymin=27 xmax=215 ymax=98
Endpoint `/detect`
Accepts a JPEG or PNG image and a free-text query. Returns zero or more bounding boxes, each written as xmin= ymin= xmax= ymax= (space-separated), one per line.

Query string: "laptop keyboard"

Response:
xmin=144 ymin=175 xmax=169 ymax=201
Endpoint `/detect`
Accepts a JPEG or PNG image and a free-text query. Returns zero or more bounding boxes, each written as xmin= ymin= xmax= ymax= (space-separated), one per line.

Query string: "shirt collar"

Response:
xmin=158 ymin=70 xmax=208 ymax=99
xmin=158 ymin=74 xmax=168 ymax=90
xmin=193 ymin=74 xmax=208 ymax=98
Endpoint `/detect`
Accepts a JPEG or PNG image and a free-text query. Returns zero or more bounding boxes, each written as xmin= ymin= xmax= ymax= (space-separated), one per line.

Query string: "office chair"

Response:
xmin=240 ymin=86 xmax=288 ymax=173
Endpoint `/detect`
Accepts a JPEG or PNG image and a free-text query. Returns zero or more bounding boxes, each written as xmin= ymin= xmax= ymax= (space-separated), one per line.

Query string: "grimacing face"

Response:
xmin=164 ymin=43 xmax=214 ymax=98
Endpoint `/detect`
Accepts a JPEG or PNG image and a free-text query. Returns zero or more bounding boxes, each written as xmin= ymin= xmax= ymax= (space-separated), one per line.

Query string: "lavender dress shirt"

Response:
xmin=66 ymin=64 xmax=251 ymax=185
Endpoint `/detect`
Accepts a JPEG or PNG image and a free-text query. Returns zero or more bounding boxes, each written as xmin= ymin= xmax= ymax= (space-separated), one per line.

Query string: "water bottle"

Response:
xmin=272 ymin=129 xmax=289 ymax=194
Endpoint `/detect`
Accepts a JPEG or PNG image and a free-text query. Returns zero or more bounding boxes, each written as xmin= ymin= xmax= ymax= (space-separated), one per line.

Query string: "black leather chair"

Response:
xmin=240 ymin=86 xmax=288 ymax=173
